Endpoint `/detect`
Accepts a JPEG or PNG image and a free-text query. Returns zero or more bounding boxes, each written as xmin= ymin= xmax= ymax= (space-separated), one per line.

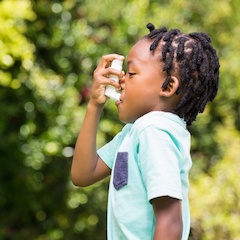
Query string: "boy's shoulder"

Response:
xmin=122 ymin=111 xmax=189 ymax=143
xmin=132 ymin=111 xmax=186 ymax=132
xmin=119 ymin=111 xmax=188 ymax=144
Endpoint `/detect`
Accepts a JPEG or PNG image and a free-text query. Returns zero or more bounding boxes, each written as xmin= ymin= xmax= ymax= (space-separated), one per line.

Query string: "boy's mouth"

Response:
xmin=115 ymin=98 xmax=122 ymax=107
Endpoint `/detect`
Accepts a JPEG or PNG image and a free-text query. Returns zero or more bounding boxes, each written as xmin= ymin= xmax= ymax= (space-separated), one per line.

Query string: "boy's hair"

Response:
xmin=144 ymin=23 xmax=220 ymax=126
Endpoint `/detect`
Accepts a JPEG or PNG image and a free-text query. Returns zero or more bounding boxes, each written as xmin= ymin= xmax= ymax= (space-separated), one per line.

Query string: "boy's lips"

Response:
xmin=115 ymin=99 xmax=122 ymax=107
xmin=116 ymin=92 xmax=124 ymax=106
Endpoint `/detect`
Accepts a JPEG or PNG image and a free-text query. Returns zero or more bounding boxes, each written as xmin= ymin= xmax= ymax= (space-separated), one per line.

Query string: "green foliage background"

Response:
xmin=0 ymin=0 xmax=239 ymax=239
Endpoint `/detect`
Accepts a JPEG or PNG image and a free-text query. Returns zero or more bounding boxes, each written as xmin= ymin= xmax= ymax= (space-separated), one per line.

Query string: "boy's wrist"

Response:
xmin=87 ymin=99 xmax=104 ymax=112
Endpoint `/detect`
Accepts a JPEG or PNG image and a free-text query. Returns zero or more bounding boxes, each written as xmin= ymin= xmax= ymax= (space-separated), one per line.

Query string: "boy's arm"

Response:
xmin=71 ymin=54 xmax=124 ymax=187
xmin=152 ymin=196 xmax=183 ymax=240
xmin=71 ymin=101 xmax=110 ymax=187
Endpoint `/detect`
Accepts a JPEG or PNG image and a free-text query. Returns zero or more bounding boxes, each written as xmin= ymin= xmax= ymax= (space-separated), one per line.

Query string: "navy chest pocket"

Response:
xmin=113 ymin=152 xmax=128 ymax=190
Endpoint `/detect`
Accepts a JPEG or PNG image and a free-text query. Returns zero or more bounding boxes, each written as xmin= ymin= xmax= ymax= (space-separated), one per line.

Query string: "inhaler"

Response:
xmin=105 ymin=59 xmax=123 ymax=101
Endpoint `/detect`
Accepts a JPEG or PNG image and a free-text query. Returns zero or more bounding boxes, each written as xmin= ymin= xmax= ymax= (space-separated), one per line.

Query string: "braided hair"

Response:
xmin=145 ymin=23 xmax=220 ymax=125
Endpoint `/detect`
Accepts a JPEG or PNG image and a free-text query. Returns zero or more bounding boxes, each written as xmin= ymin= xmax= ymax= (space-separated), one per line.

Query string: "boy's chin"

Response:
xmin=118 ymin=113 xmax=135 ymax=124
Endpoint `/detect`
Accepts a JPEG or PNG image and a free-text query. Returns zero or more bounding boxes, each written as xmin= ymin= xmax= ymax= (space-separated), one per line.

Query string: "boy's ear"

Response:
xmin=159 ymin=76 xmax=180 ymax=97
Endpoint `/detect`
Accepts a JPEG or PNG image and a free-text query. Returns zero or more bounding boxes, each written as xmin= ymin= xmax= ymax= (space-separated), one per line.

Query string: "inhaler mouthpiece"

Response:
xmin=105 ymin=59 xmax=123 ymax=101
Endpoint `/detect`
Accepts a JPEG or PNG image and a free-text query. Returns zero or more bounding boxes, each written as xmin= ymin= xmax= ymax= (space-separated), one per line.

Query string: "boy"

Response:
xmin=71 ymin=23 xmax=220 ymax=239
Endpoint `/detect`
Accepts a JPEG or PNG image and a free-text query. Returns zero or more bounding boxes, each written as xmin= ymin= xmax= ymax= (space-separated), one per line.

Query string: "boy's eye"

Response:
xmin=128 ymin=72 xmax=136 ymax=76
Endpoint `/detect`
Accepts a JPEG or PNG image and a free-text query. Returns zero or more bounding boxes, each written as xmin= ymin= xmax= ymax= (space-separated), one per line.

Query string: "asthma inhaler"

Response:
xmin=105 ymin=59 xmax=123 ymax=101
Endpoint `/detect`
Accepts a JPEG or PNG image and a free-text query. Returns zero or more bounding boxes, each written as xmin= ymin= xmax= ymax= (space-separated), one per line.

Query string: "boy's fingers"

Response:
xmin=94 ymin=65 xmax=124 ymax=81
xmin=97 ymin=54 xmax=124 ymax=69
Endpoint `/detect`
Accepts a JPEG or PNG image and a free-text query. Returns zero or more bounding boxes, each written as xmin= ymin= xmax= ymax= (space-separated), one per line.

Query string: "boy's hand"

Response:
xmin=90 ymin=54 xmax=125 ymax=105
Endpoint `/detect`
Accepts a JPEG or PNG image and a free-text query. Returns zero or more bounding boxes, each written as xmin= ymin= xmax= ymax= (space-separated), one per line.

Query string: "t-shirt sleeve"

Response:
xmin=97 ymin=133 xmax=122 ymax=170
xmin=97 ymin=124 xmax=132 ymax=170
xmin=138 ymin=125 xmax=183 ymax=202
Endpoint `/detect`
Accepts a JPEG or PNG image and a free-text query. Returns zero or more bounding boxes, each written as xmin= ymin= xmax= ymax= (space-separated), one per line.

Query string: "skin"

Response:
xmin=71 ymin=39 xmax=183 ymax=239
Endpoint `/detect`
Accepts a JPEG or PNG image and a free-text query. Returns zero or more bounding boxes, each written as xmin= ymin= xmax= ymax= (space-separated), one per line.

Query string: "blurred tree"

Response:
xmin=0 ymin=0 xmax=239 ymax=239
xmin=190 ymin=124 xmax=240 ymax=239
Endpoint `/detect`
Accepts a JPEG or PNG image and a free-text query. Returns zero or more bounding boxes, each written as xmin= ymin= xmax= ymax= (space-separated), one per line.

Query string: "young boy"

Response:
xmin=71 ymin=23 xmax=220 ymax=240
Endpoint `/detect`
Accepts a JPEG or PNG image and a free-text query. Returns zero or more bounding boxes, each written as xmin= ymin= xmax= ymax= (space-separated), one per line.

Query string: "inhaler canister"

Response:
xmin=105 ymin=59 xmax=123 ymax=101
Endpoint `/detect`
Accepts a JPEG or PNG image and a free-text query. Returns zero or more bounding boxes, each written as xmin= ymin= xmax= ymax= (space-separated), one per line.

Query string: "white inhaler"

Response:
xmin=105 ymin=59 xmax=123 ymax=101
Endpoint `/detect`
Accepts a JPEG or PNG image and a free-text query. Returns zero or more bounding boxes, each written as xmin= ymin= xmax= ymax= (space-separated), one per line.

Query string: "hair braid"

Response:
xmin=144 ymin=23 xmax=220 ymax=125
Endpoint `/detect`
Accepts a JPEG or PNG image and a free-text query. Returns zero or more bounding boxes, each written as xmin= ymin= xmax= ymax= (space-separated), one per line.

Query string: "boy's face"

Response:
xmin=117 ymin=39 xmax=167 ymax=123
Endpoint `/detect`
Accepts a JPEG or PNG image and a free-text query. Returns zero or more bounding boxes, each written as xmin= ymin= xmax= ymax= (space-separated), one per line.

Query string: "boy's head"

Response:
xmin=143 ymin=23 xmax=220 ymax=125
xmin=117 ymin=23 xmax=219 ymax=125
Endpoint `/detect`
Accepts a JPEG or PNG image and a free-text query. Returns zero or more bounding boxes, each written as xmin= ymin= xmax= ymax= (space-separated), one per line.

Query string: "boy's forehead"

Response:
xmin=127 ymin=39 xmax=159 ymax=64
xmin=131 ymin=38 xmax=151 ymax=51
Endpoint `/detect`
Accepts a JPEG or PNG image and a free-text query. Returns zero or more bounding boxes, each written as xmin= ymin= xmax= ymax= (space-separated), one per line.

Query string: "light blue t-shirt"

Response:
xmin=97 ymin=111 xmax=192 ymax=240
